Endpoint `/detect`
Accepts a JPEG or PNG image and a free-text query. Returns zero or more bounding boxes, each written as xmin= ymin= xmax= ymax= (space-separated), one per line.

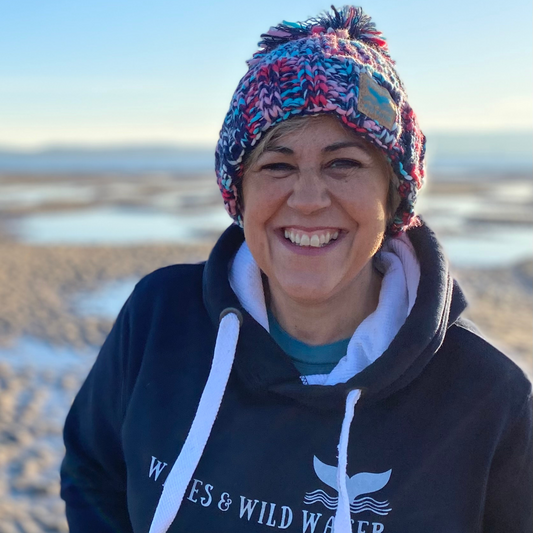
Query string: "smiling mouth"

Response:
xmin=283 ymin=228 xmax=340 ymax=248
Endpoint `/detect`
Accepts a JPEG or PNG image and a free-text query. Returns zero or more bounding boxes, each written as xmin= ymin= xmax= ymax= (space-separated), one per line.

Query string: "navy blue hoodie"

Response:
xmin=61 ymin=223 xmax=533 ymax=532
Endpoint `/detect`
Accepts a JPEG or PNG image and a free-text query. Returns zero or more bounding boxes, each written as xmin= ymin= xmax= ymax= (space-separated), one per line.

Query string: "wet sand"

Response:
xmin=0 ymin=242 xmax=531 ymax=531
xmin=0 ymin=242 xmax=213 ymax=533
xmin=0 ymin=240 xmax=530 ymax=363
xmin=0 ymin=172 xmax=531 ymax=530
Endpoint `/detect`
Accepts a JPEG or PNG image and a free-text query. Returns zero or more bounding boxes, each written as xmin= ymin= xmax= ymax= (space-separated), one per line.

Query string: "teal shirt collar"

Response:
xmin=267 ymin=310 xmax=350 ymax=376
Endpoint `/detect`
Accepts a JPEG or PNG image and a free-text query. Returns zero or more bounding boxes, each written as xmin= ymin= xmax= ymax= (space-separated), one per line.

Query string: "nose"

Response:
xmin=286 ymin=169 xmax=331 ymax=215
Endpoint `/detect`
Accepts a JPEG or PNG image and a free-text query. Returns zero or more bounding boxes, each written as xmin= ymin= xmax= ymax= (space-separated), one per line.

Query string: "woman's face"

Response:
xmin=242 ymin=115 xmax=391 ymax=305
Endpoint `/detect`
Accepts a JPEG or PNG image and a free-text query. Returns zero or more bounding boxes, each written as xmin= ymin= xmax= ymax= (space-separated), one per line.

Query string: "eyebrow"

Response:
xmin=264 ymin=145 xmax=294 ymax=155
xmin=263 ymin=140 xmax=371 ymax=155
xmin=322 ymin=141 xmax=370 ymax=153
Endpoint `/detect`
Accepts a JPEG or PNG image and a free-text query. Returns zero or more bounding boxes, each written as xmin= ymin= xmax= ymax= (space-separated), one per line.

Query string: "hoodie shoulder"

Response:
xmin=446 ymin=320 xmax=531 ymax=397
xmin=132 ymin=262 xmax=205 ymax=301
xmin=119 ymin=262 xmax=208 ymax=331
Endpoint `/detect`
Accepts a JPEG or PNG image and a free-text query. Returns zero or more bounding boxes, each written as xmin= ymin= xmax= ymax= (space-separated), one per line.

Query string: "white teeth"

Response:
xmin=284 ymin=229 xmax=341 ymax=247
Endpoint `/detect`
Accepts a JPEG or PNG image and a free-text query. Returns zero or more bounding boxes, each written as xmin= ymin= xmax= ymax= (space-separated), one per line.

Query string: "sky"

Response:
xmin=1 ymin=0 xmax=532 ymax=149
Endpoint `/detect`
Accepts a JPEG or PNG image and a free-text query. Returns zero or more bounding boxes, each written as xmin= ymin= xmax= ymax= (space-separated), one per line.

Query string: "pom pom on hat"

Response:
xmin=215 ymin=5 xmax=426 ymax=235
xmin=256 ymin=5 xmax=390 ymax=59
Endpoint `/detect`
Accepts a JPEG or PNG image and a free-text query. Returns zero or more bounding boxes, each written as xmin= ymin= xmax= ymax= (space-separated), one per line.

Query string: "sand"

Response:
xmin=0 ymin=241 xmax=531 ymax=532
xmin=0 ymin=242 xmax=212 ymax=532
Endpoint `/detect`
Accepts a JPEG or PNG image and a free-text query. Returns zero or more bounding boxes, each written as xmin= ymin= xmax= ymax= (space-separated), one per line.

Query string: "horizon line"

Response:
xmin=2 ymin=128 xmax=533 ymax=154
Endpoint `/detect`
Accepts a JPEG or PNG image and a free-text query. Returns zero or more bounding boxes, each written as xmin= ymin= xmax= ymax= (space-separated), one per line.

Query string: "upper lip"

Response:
xmin=280 ymin=225 xmax=344 ymax=231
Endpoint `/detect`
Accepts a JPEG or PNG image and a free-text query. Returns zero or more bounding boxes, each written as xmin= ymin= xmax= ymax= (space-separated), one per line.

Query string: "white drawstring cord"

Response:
xmin=334 ymin=389 xmax=362 ymax=532
xmin=148 ymin=311 xmax=241 ymax=533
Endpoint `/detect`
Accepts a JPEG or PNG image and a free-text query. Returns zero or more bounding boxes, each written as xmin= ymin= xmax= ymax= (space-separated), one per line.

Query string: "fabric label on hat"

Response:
xmin=357 ymin=73 xmax=397 ymax=130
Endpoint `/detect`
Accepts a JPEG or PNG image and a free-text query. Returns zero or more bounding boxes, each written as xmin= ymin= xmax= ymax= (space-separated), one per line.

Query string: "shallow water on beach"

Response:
xmin=0 ymin=183 xmax=97 ymax=208
xmin=7 ymin=199 xmax=532 ymax=269
xmin=74 ymin=277 xmax=138 ymax=318
xmin=10 ymin=205 xmax=230 ymax=245
xmin=417 ymin=192 xmax=533 ymax=267
xmin=437 ymin=227 xmax=533 ymax=267
xmin=2 ymin=170 xmax=532 ymax=267
xmin=0 ymin=337 xmax=96 ymax=372
xmin=0 ymin=341 xmax=92 ymax=532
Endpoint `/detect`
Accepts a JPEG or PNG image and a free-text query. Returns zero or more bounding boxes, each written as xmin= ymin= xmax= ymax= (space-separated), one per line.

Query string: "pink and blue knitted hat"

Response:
xmin=215 ymin=5 xmax=426 ymax=234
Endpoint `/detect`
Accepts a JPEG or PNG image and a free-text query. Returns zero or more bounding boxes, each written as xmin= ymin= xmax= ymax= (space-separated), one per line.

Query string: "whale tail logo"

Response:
xmin=304 ymin=456 xmax=392 ymax=516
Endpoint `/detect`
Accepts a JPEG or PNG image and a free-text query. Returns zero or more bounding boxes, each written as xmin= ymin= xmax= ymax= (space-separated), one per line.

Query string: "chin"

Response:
xmin=272 ymin=272 xmax=342 ymax=304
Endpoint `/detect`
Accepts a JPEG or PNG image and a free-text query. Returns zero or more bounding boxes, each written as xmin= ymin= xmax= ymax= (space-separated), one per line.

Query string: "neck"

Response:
xmin=266 ymin=261 xmax=382 ymax=345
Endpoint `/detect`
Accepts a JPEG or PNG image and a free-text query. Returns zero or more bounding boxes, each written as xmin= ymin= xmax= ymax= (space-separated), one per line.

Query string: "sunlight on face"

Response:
xmin=242 ymin=115 xmax=391 ymax=306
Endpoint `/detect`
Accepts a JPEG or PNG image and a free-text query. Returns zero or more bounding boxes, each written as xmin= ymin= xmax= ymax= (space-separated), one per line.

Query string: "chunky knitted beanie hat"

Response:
xmin=215 ymin=5 xmax=426 ymax=234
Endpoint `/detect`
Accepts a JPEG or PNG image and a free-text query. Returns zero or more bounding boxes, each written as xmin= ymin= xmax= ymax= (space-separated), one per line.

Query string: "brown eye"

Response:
xmin=260 ymin=163 xmax=295 ymax=175
xmin=328 ymin=159 xmax=362 ymax=169
xmin=262 ymin=163 xmax=294 ymax=170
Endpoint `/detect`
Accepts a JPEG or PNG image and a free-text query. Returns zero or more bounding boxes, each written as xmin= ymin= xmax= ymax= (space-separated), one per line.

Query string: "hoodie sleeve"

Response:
xmin=60 ymin=294 xmax=137 ymax=532
xmin=483 ymin=382 xmax=533 ymax=533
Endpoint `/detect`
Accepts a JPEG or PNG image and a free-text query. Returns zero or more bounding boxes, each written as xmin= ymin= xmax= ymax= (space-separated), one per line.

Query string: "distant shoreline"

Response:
xmin=0 ymin=131 xmax=531 ymax=177
xmin=1 ymin=169 xmax=532 ymax=183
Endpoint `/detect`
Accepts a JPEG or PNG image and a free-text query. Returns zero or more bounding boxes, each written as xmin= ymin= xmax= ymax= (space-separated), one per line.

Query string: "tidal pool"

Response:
xmin=10 ymin=205 xmax=230 ymax=245
xmin=0 ymin=337 xmax=96 ymax=372
xmin=437 ymin=227 xmax=533 ymax=268
xmin=74 ymin=278 xmax=138 ymax=318
xmin=6 ymin=198 xmax=533 ymax=268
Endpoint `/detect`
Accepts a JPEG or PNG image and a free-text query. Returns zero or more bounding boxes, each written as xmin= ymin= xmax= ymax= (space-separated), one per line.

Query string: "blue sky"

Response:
xmin=1 ymin=0 xmax=532 ymax=148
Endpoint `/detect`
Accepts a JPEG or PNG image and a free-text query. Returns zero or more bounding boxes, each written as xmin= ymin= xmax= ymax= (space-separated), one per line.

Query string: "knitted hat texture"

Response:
xmin=215 ymin=5 xmax=426 ymax=234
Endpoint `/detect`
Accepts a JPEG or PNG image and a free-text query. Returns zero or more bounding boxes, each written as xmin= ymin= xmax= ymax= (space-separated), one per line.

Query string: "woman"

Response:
xmin=61 ymin=6 xmax=532 ymax=532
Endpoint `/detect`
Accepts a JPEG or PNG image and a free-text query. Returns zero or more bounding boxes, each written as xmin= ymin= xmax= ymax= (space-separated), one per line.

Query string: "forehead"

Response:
xmin=262 ymin=114 xmax=377 ymax=153
xmin=243 ymin=113 xmax=389 ymax=174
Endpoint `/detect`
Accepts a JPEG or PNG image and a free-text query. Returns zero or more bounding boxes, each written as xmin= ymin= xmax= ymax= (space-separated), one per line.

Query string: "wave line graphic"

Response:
xmin=350 ymin=507 xmax=392 ymax=516
xmin=304 ymin=490 xmax=337 ymax=501
xmin=304 ymin=494 xmax=337 ymax=509
xmin=352 ymin=504 xmax=391 ymax=511
xmin=305 ymin=489 xmax=334 ymax=497
xmin=304 ymin=489 xmax=392 ymax=516
xmin=352 ymin=496 xmax=391 ymax=508
xmin=304 ymin=495 xmax=335 ymax=503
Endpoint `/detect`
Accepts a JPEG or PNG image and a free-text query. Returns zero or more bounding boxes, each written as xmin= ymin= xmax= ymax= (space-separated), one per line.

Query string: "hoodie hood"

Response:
xmin=203 ymin=222 xmax=467 ymax=409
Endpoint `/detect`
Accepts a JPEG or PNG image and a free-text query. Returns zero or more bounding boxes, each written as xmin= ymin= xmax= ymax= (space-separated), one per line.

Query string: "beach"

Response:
xmin=0 ymin=171 xmax=531 ymax=532
xmin=0 ymin=241 xmax=211 ymax=533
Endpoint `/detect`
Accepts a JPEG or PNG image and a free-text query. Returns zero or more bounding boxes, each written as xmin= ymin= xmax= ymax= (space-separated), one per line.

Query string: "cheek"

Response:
xmin=368 ymin=175 xmax=389 ymax=218
xmin=242 ymin=188 xmax=267 ymax=235
xmin=242 ymin=177 xmax=289 ymax=227
xmin=241 ymin=179 xmax=280 ymax=263
xmin=339 ymin=180 xmax=389 ymax=223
